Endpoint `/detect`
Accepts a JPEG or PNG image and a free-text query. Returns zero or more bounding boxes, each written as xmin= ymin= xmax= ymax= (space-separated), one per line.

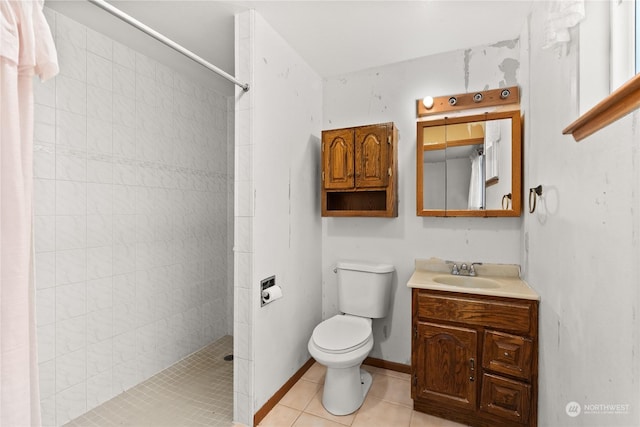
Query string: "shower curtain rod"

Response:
xmin=87 ymin=0 xmax=250 ymax=92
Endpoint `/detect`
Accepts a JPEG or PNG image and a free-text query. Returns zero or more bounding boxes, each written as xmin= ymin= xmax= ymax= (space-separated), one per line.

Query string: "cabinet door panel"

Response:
xmin=323 ymin=129 xmax=354 ymax=189
xmin=415 ymin=322 xmax=477 ymax=411
xmin=483 ymin=330 xmax=533 ymax=380
xmin=480 ymin=373 xmax=531 ymax=424
xmin=354 ymin=125 xmax=389 ymax=188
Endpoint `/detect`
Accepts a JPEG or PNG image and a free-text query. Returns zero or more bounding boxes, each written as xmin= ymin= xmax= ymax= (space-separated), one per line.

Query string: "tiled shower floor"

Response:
xmin=65 ymin=335 xmax=233 ymax=427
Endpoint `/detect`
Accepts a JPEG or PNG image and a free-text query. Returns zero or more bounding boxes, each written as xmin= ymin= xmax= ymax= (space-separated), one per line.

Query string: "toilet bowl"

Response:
xmin=308 ymin=314 xmax=374 ymax=415
xmin=308 ymin=260 xmax=394 ymax=416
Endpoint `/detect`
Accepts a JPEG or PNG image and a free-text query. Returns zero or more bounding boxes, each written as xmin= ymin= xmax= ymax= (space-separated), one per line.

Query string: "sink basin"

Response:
xmin=407 ymin=259 xmax=540 ymax=300
xmin=433 ymin=275 xmax=502 ymax=289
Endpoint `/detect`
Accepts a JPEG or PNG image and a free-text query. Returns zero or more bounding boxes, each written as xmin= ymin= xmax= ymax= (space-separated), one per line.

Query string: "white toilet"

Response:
xmin=308 ymin=260 xmax=394 ymax=415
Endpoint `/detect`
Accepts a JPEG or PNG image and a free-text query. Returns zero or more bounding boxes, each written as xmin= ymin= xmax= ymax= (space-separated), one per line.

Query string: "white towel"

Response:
xmin=484 ymin=121 xmax=501 ymax=147
xmin=484 ymin=121 xmax=500 ymax=181
xmin=468 ymin=152 xmax=484 ymax=210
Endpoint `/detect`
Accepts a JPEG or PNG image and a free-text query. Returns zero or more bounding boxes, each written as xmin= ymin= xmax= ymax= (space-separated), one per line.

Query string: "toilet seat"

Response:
xmin=311 ymin=315 xmax=372 ymax=354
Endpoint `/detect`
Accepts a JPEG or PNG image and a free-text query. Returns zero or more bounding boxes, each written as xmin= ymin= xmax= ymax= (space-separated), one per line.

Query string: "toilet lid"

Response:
xmin=312 ymin=315 xmax=371 ymax=354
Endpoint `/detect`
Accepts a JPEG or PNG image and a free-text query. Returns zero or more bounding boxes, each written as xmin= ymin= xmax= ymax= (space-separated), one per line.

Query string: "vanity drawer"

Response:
xmin=480 ymin=373 xmax=531 ymax=424
xmin=483 ymin=330 xmax=533 ymax=380
xmin=416 ymin=292 xmax=532 ymax=334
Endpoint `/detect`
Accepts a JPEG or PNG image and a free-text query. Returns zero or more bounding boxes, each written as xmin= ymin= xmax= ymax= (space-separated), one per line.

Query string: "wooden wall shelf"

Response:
xmin=563 ymin=73 xmax=640 ymax=141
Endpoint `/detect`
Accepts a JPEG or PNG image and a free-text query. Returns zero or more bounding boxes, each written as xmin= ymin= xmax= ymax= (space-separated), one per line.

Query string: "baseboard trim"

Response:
xmin=253 ymin=357 xmax=316 ymax=426
xmin=363 ymin=356 xmax=412 ymax=374
xmin=252 ymin=356 xmax=410 ymax=425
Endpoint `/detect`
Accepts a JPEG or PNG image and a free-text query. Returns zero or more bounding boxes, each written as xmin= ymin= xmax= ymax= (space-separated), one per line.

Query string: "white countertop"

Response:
xmin=407 ymin=258 xmax=540 ymax=301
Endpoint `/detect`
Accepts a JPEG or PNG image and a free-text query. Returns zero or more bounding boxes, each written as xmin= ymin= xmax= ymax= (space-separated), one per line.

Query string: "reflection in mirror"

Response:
xmin=416 ymin=110 xmax=521 ymax=217
xmin=447 ymin=142 xmax=484 ymax=210
xmin=485 ymin=118 xmax=513 ymax=210
xmin=423 ymin=148 xmax=445 ymax=209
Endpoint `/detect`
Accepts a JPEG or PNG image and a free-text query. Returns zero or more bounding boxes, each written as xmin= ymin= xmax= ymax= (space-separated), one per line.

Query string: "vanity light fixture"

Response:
xmin=416 ymin=85 xmax=519 ymax=117
xmin=422 ymin=96 xmax=434 ymax=109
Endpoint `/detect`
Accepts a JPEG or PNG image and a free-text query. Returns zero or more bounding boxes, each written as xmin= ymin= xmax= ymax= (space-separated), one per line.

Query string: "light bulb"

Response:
xmin=422 ymin=96 xmax=434 ymax=109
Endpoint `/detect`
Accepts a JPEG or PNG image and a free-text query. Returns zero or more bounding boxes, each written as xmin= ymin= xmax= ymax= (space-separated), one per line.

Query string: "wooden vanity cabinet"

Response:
xmin=321 ymin=122 xmax=398 ymax=217
xmin=412 ymin=289 xmax=539 ymax=427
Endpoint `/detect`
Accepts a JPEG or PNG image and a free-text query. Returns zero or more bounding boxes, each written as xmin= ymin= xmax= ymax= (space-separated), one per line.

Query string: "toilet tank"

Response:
xmin=337 ymin=261 xmax=395 ymax=318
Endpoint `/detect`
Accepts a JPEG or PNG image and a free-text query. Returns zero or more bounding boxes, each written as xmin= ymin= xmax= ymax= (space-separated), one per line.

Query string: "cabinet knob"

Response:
xmin=469 ymin=376 xmax=475 ymax=382
xmin=504 ymin=352 xmax=510 ymax=357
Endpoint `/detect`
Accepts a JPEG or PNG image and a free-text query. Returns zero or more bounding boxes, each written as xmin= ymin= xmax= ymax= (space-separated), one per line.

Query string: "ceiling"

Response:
xmin=46 ymin=1 xmax=533 ymax=95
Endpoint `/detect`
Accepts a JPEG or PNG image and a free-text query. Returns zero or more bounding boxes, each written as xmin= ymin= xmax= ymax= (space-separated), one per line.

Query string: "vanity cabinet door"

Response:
xmin=322 ymin=128 xmax=355 ymax=189
xmin=415 ymin=321 xmax=478 ymax=411
xmin=354 ymin=124 xmax=390 ymax=188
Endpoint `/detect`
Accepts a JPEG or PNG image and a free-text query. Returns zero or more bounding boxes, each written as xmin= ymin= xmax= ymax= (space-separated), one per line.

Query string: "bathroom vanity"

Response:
xmin=408 ymin=259 xmax=539 ymax=427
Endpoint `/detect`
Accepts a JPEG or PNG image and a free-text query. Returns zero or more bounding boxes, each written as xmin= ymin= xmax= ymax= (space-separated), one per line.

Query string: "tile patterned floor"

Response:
xmin=65 ymin=335 xmax=233 ymax=427
xmin=258 ymin=363 xmax=469 ymax=427
xmin=64 ymin=337 xmax=466 ymax=427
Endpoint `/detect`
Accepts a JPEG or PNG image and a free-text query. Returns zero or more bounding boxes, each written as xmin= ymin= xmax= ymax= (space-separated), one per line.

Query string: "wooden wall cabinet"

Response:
xmin=412 ymin=289 xmax=538 ymax=427
xmin=321 ymin=122 xmax=398 ymax=217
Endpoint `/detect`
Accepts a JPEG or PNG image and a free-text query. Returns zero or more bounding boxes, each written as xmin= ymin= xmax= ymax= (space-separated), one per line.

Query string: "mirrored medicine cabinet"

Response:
xmin=416 ymin=109 xmax=522 ymax=217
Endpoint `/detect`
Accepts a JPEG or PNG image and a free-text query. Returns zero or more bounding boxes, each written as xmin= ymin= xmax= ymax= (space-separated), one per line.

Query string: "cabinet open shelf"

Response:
xmin=325 ymin=191 xmax=390 ymax=216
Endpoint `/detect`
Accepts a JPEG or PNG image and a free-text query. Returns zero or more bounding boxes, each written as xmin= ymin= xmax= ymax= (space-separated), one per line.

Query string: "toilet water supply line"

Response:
xmin=86 ymin=0 xmax=250 ymax=92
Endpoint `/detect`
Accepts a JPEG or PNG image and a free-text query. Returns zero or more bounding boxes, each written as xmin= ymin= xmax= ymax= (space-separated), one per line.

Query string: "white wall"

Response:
xmin=34 ymin=9 xmax=232 ymax=426
xmin=522 ymin=2 xmax=640 ymax=425
xmin=322 ymin=41 xmax=523 ymax=365
xmin=234 ymin=10 xmax=323 ymax=426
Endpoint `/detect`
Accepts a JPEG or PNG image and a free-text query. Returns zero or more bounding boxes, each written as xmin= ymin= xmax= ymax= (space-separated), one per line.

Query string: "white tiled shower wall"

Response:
xmin=33 ymin=10 xmax=232 ymax=426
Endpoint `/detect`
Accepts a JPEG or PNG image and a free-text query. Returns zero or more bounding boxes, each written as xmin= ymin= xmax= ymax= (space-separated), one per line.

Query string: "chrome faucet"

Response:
xmin=469 ymin=262 xmax=483 ymax=276
xmin=450 ymin=262 xmax=482 ymax=276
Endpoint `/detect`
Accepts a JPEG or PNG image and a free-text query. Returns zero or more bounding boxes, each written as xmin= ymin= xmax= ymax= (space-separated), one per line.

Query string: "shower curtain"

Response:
xmin=1 ymin=0 xmax=58 ymax=425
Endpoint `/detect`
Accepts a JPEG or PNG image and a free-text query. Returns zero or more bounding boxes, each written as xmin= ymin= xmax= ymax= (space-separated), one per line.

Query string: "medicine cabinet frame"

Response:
xmin=416 ymin=109 xmax=522 ymax=217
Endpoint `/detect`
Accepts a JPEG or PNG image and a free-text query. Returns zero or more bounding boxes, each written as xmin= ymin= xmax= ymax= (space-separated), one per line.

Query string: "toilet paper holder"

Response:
xmin=260 ymin=275 xmax=282 ymax=306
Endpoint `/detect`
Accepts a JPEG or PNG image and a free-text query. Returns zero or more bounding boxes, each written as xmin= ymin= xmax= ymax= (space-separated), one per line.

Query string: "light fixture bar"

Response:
xmin=416 ymin=86 xmax=519 ymax=117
